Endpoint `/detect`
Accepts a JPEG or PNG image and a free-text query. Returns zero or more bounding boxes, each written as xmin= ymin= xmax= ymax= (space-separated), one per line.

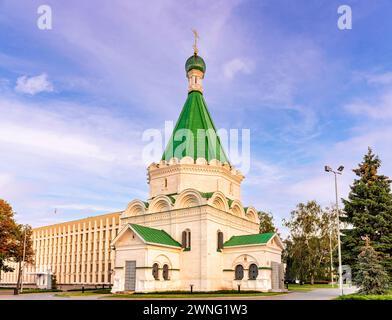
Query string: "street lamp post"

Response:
xmin=20 ymin=225 xmax=28 ymax=293
xmin=325 ymin=165 xmax=344 ymax=296
xmin=329 ymin=225 xmax=334 ymax=287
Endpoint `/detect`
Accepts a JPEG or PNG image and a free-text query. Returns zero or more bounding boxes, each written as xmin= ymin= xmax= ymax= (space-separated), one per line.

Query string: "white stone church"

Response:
xmin=110 ymin=46 xmax=284 ymax=293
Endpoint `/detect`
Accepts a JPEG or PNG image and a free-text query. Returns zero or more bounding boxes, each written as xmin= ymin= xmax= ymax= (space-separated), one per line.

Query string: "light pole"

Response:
xmin=325 ymin=165 xmax=344 ymax=296
xmin=20 ymin=225 xmax=28 ymax=293
xmin=329 ymin=224 xmax=334 ymax=287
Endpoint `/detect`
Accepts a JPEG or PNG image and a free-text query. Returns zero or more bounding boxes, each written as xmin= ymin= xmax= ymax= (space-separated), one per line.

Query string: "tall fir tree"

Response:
xmin=355 ymin=237 xmax=389 ymax=295
xmin=341 ymin=148 xmax=392 ymax=278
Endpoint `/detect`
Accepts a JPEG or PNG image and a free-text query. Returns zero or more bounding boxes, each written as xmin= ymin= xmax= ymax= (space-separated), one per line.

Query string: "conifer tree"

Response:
xmin=341 ymin=148 xmax=392 ymax=278
xmin=355 ymin=236 xmax=389 ymax=294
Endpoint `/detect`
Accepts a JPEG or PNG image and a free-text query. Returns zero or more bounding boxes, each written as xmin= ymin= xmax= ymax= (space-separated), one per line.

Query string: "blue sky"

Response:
xmin=1 ymin=0 xmax=392 ymax=236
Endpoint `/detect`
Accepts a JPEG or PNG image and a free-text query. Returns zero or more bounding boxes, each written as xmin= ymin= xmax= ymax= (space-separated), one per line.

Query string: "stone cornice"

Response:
xmin=148 ymin=159 xmax=244 ymax=184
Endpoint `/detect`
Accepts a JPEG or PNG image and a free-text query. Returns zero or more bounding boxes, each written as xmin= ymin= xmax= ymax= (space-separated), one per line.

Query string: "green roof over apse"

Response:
xmin=130 ymin=224 xmax=182 ymax=248
xmin=223 ymin=233 xmax=275 ymax=248
xmin=162 ymin=91 xmax=230 ymax=163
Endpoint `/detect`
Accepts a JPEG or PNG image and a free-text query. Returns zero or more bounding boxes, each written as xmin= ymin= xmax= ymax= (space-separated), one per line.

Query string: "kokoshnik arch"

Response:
xmin=110 ymin=42 xmax=285 ymax=293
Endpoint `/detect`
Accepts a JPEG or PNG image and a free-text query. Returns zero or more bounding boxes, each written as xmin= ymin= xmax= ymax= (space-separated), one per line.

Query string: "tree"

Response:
xmin=0 ymin=199 xmax=17 ymax=280
xmin=258 ymin=211 xmax=277 ymax=234
xmin=283 ymin=201 xmax=336 ymax=284
xmin=341 ymin=147 xmax=392 ymax=278
xmin=355 ymin=236 xmax=389 ymax=295
xmin=13 ymin=224 xmax=34 ymax=294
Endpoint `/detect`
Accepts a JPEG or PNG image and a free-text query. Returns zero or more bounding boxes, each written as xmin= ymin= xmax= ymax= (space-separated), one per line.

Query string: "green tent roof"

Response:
xmin=130 ymin=224 xmax=181 ymax=248
xmin=162 ymin=91 xmax=229 ymax=163
xmin=223 ymin=233 xmax=275 ymax=247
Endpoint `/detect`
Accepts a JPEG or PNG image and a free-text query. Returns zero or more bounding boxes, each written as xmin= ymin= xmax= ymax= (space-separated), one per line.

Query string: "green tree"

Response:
xmin=258 ymin=211 xmax=277 ymax=234
xmin=355 ymin=237 xmax=389 ymax=295
xmin=341 ymin=148 xmax=392 ymax=278
xmin=284 ymin=201 xmax=336 ymax=284
xmin=13 ymin=224 xmax=34 ymax=294
xmin=0 ymin=199 xmax=17 ymax=280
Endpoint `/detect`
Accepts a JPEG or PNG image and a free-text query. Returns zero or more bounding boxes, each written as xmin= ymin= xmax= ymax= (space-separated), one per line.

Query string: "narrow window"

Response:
xmin=217 ymin=231 xmax=224 ymax=250
xmin=182 ymin=231 xmax=187 ymax=248
xmin=182 ymin=229 xmax=191 ymax=250
xmin=152 ymin=263 xmax=159 ymax=280
xmin=249 ymin=264 xmax=258 ymax=280
xmin=235 ymin=265 xmax=244 ymax=280
xmin=162 ymin=264 xmax=169 ymax=280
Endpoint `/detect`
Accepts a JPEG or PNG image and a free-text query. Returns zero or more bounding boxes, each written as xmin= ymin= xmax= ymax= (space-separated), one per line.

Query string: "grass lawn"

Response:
xmin=288 ymin=284 xmax=337 ymax=292
xmin=106 ymin=291 xmax=285 ymax=299
xmin=55 ymin=289 xmax=111 ymax=297
xmin=336 ymin=290 xmax=392 ymax=300
xmin=20 ymin=288 xmax=62 ymax=294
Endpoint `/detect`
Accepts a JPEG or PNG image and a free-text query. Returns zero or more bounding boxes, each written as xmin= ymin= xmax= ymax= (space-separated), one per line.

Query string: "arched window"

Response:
xmin=182 ymin=229 xmax=191 ymax=250
xmin=152 ymin=263 xmax=159 ymax=280
xmin=162 ymin=264 xmax=169 ymax=280
xmin=235 ymin=265 xmax=244 ymax=280
xmin=217 ymin=231 xmax=224 ymax=250
xmin=249 ymin=264 xmax=258 ymax=280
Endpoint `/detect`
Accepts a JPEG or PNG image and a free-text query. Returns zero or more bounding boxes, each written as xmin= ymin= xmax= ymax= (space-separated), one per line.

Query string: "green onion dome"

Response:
xmin=185 ymin=54 xmax=206 ymax=74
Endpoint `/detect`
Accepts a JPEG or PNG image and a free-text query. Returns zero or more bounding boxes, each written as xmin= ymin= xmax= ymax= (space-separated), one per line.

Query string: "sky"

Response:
xmin=0 ymin=0 xmax=392 ymax=237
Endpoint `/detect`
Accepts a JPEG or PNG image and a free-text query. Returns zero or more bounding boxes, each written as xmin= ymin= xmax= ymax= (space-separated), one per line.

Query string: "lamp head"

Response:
xmin=324 ymin=165 xmax=332 ymax=172
xmin=337 ymin=165 xmax=344 ymax=172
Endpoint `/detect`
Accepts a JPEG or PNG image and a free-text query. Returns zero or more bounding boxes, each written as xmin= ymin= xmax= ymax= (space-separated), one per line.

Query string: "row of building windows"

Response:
xmin=52 ymin=272 xmax=112 ymax=284
xmin=34 ymin=227 xmax=118 ymax=239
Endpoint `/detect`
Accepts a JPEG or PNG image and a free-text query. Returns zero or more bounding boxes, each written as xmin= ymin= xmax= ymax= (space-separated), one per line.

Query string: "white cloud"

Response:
xmin=0 ymin=96 xmax=148 ymax=226
xmin=365 ymin=72 xmax=392 ymax=85
xmin=15 ymin=73 xmax=54 ymax=95
xmin=223 ymin=58 xmax=253 ymax=80
xmin=345 ymin=90 xmax=392 ymax=119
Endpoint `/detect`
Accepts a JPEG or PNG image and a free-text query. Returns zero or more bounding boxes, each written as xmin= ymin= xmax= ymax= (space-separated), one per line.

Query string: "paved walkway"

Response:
xmin=0 ymin=287 xmax=357 ymax=300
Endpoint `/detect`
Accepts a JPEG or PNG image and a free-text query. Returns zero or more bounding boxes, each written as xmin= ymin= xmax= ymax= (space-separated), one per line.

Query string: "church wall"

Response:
xmin=113 ymin=209 xmax=283 ymax=292
xmin=221 ymin=244 xmax=283 ymax=291
xmin=139 ymin=246 xmax=181 ymax=292
xmin=112 ymin=244 xmax=147 ymax=292
xmin=148 ymin=164 xmax=242 ymax=201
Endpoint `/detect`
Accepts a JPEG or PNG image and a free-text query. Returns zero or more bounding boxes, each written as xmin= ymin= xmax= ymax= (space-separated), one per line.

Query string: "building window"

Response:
xmin=162 ymin=264 xmax=169 ymax=280
xmin=249 ymin=264 xmax=258 ymax=280
xmin=235 ymin=265 xmax=244 ymax=280
xmin=182 ymin=229 xmax=191 ymax=250
xmin=152 ymin=263 xmax=159 ymax=280
xmin=217 ymin=231 xmax=224 ymax=250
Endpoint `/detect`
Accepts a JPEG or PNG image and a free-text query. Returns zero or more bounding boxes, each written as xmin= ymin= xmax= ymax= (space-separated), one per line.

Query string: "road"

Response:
xmin=0 ymin=287 xmax=357 ymax=300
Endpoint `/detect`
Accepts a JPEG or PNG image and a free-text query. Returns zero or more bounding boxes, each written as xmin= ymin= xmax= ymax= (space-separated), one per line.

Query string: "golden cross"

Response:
xmin=192 ymin=29 xmax=199 ymax=55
